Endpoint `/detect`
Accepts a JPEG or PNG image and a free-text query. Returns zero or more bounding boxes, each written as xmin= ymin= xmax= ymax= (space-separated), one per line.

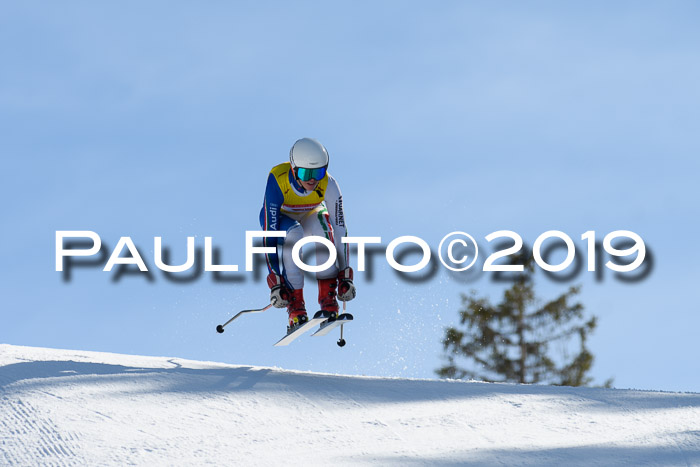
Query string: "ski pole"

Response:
xmin=216 ymin=304 xmax=272 ymax=333
xmin=337 ymin=301 xmax=347 ymax=347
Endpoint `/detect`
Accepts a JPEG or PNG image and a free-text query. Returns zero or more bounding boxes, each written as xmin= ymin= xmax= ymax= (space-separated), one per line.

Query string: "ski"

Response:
xmin=273 ymin=311 xmax=331 ymax=347
xmin=311 ymin=313 xmax=354 ymax=337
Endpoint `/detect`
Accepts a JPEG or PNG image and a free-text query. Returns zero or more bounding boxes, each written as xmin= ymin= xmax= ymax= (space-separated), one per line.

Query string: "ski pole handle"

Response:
xmin=216 ymin=304 xmax=273 ymax=333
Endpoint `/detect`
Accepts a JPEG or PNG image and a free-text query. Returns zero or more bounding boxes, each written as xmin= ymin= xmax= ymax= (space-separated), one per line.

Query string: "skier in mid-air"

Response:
xmin=260 ymin=138 xmax=356 ymax=333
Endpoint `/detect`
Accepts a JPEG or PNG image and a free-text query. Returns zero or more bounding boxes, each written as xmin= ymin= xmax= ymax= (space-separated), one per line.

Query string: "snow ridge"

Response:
xmin=1 ymin=344 xmax=698 ymax=466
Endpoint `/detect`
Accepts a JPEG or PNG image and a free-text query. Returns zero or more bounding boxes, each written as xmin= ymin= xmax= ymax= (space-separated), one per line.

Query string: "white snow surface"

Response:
xmin=0 ymin=344 xmax=698 ymax=466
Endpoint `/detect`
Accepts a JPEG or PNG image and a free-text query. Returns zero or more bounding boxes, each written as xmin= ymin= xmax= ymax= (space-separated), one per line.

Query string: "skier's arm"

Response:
xmin=324 ymin=175 xmax=349 ymax=271
xmin=325 ymin=175 xmax=355 ymax=301
xmin=262 ymin=173 xmax=284 ymax=275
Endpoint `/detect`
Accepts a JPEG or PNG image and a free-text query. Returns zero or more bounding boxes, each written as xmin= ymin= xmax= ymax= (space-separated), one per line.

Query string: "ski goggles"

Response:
xmin=295 ymin=166 xmax=327 ymax=182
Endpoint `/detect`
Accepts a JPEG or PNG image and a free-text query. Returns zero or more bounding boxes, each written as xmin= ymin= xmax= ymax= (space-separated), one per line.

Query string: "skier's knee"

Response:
xmin=285 ymin=224 xmax=304 ymax=246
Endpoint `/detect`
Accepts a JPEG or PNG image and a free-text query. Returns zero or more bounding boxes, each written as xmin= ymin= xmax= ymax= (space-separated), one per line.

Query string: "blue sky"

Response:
xmin=1 ymin=2 xmax=699 ymax=391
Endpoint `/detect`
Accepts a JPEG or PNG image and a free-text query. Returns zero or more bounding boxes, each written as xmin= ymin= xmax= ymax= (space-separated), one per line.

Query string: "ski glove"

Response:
xmin=267 ymin=273 xmax=290 ymax=308
xmin=337 ymin=267 xmax=356 ymax=302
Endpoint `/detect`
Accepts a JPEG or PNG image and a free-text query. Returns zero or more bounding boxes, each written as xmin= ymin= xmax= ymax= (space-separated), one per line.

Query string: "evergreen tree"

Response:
xmin=437 ymin=254 xmax=601 ymax=386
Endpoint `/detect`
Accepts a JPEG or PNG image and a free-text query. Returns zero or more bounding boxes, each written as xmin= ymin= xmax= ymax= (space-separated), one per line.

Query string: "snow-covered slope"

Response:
xmin=1 ymin=344 xmax=698 ymax=466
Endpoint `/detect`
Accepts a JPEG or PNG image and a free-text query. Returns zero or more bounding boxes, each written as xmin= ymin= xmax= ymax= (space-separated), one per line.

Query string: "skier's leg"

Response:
xmin=300 ymin=206 xmax=339 ymax=279
xmin=278 ymin=217 xmax=305 ymax=290
xmin=259 ymin=209 xmax=308 ymax=328
xmin=301 ymin=206 xmax=340 ymax=315
xmin=278 ymin=216 xmax=308 ymax=327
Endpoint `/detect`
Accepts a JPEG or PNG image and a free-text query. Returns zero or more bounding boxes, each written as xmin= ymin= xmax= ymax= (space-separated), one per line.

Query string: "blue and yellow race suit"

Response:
xmin=259 ymin=162 xmax=348 ymax=289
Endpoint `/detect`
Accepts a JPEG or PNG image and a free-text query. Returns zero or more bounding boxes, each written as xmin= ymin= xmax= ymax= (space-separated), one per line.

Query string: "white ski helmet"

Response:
xmin=289 ymin=138 xmax=330 ymax=182
xmin=289 ymin=138 xmax=329 ymax=170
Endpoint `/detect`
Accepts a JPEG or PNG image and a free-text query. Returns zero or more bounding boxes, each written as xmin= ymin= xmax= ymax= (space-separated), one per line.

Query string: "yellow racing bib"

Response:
xmin=270 ymin=162 xmax=329 ymax=215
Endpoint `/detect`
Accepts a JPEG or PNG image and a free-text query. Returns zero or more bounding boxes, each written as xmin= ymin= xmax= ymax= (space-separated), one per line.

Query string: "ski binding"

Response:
xmin=274 ymin=310 xmax=331 ymax=347
xmin=311 ymin=313 xmax=353 ymax=337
